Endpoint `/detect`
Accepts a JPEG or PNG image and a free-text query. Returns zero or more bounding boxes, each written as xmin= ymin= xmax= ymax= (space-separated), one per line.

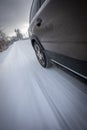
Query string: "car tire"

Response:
xmin=33 ymin=41 xmax=52 ymax=68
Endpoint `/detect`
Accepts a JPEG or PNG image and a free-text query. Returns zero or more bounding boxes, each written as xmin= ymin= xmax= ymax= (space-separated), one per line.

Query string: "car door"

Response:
xmin=30 ymin=0 xmax=87 ymax=61
xmin=30 ymin=0 xmax=78 ymax=57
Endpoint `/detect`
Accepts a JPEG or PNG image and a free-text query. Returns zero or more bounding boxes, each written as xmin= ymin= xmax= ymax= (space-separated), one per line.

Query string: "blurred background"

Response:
xmin=0 ymin=0 xmax=32 ymax=52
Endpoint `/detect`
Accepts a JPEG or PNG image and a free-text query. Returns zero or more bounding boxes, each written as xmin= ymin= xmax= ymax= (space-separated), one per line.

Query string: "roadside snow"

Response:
xmin=0 ymin=40 xmax=87 ymax=130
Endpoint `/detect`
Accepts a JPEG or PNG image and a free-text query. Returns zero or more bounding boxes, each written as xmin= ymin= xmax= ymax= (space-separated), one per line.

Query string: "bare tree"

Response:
xmin=0 ymin=30 xmax=7 ymax=41
xmin=15 ymin=29 xmax=23 ymax=40
xmin=0 ymin=30 xmax=9 ymax=52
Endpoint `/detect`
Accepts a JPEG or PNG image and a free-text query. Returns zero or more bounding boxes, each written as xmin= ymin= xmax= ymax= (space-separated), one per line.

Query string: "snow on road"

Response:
xmin=0 ymin=40 xmax=87 ymax=130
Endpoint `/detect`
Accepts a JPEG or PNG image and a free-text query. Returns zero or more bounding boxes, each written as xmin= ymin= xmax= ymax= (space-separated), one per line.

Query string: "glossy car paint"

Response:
xmin=29 ymin=0 xmax=87 ymax=79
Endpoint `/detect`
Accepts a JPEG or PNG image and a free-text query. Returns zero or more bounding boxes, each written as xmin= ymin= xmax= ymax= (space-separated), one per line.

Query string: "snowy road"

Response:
xmin=0 ymin=40 xmax=87 ymax=130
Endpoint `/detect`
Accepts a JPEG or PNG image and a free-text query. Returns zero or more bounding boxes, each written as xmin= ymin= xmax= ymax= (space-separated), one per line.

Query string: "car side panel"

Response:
xmin=29 ymin=0 xmax=87 ymax=61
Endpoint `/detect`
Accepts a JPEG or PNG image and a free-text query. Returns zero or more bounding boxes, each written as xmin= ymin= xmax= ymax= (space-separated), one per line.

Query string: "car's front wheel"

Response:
xmin=33 ymin=42 xmax=52 ymax=68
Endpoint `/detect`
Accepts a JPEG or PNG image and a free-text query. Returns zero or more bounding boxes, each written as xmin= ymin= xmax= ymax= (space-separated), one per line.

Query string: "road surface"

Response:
xmin=0 ymin=40 xmax=87 ymax=130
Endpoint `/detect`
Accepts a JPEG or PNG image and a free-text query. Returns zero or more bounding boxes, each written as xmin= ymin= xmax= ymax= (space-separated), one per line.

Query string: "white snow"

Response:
xmin=0 ymin=39 xmax=87 ymax=130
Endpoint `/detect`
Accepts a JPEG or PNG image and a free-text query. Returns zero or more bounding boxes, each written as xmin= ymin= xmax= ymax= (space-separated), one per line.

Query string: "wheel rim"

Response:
xmin=34 ymin=44 xmax=46 ymax=66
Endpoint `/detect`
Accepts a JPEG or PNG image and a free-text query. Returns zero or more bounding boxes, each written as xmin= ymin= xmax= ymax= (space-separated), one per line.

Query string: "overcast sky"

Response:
xmin=0 ymin=0 xmax=32 ymax=36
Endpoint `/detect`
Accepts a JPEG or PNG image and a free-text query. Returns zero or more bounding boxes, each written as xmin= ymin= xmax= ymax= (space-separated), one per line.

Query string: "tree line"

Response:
xmin=0 ymin=29 xmax=23 ymax=52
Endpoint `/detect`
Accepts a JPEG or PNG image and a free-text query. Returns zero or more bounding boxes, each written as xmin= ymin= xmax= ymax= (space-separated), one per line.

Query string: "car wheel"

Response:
xmin=33 ymin=42 xmax=52 ymax=68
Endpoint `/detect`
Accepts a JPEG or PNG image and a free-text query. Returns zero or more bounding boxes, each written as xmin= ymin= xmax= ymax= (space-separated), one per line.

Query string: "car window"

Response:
xmin=30 ymin=0 xmax=41 ymax=22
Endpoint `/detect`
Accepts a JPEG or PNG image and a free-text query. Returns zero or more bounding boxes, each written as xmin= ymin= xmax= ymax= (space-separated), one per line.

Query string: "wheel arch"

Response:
xmin=30 ymin=35 xmax=52 ymax=68
xmin=30 ymin=35 xmax=44 ymax=51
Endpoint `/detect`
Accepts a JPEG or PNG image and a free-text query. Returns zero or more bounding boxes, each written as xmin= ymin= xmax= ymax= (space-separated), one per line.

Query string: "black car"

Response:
xmin=29 ymin=0 xmax=87 ymax=80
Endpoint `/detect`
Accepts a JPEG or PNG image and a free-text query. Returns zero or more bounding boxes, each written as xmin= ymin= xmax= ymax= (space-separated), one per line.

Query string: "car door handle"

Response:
xmin=36 ymin=18 xmax=42 ymax=27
